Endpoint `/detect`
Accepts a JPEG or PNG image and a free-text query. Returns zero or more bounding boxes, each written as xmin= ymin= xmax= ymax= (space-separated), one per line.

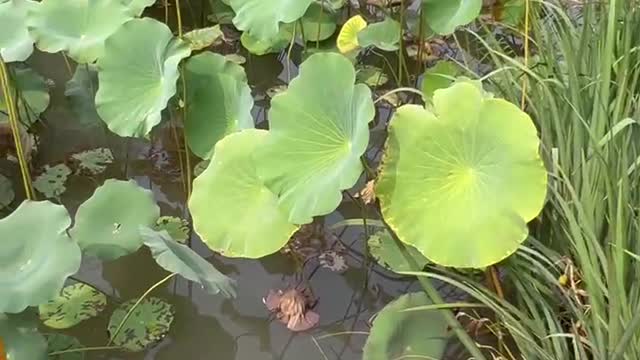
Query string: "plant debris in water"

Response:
xmin=263 ymin=287 xmax=319 ymax=332
xmin=33 ymin=164 xmax=71 ymax=198
xmin=70 ymin=148 xmax=114 ymax=175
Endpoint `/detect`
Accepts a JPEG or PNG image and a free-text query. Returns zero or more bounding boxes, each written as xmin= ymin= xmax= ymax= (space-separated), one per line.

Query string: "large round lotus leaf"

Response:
xmin=70 ymin=179 xmax=160 ymax=261
xmin=376 ymin=82 xmax=547 ymax=268
xmin=363 ymin=292 xmax=449 ymax=359
xmin=368 ymin=230 xmax=428 ymax=273
xmin=0 ymin=173 xmax=14 ymax=208
xmin=0 ymin=0 xmax=36 ymax=62
xmin=422 ymin=0 xmax=482 ymax=35
xmin=140 ymin=227 xmax=237 ymax=298
xmin=45 ymin=333 xmax=84 ymax=360
xmin=240 ymin=23 xmax=294 ymax=56
xmin=95 ymin=18 xmax=191 ymax=138
xmin=38 ymin=283 xmax=107 ymax=329
xmin=26 ymin=0 xmax=132 ymax=63
xmin=184 ymin=52 xmax=254 ymax=159
xmin=299 ymin=3 xmax=336 ymax=42
xmin=0 ymin=201 xmax=81 ymax=313
xmin=189 ymin=129 xmax=297 ymax=258
xmin=108 ymin=297 xmax=174 ymax=352
xmin=0 ymin=313 xmax=47 ymax=360
xmin=256 ymin=53 xmax=374 ymax=224
xmin=0 ymin=66 xmax=50 ymax=126
xmin=357 ymin=17 xmax=401 ymax=51
xmin=228 ymin=0 xmax=314 ymax=41
xmin=337 ymin=15 xmax=366 ymax=54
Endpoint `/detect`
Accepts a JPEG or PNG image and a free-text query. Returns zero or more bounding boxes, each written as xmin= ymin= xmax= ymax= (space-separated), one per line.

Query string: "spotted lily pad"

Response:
xmin=0 ymin=173 xmax=14 ymax=208
xmin=108 ymin=297 xmax=175 ymax=352
xmin=140 ymin=227 xmax=237 ymax=298
xmin=70 ymin=179 xmax=160 ymax=261
xmin=0 ymin=313 xmax=47 ymax=360
xmin=184 ymin=25 xmax=224 ymax=50
xmin=153 ymin=216 xmax=190 ymax=243
xmin=0 ymin=0 xmax=37 ymax=62
xmin=228 ymin=0 xmax=314 ymax=41
xmin=71 ymin=148 xmax=114 ymax=175
xmin=39 ymin=283 xmax=107 ymax=329
xmin=357 ymin=17 xmax=401 ymax=51
xmin=45 ymin=333 xmax=84 ymax=360
xmin=0 ymin=201 xmax=81 ymax=313
xmin=33 ymin=164 xmax=71 ymax=199
xmin=368 ymin=230 xmax=428 ymax=273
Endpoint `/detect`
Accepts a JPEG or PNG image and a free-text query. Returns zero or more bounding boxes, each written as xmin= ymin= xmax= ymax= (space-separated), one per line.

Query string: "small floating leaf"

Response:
xmin=153 ymin=216 xmax=190 ymax=243
xmin=336 ymin=15 xmax=366 ymax=53
xmin=357 ymin=17 xmax=401 ymax=51
xmin=184 ymin=25 xmax=224 ymax=51
xmin=33 ymin=164 xmax=71 ymax=199
xmin=368 ymin=230 xmax=428 ymax=273
xmin=71 ymin=148 xmax=114 ymax=175
xmin=45 ymin=334 xmax=84 ymax=360
xmin=108 ymin=297 xmax=175 ymax=352
xmin=0 ymin=0 xmax=36 ymax=62
xmin=39 ymin=283 xmax=107 ymax=329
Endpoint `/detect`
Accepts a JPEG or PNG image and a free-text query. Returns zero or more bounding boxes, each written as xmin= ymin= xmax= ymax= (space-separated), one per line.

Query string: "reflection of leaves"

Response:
xmin=108 ymin=297 xmax=175 ymax=352
xmin=39 ymin=283 xmax=107 ymax=329
xmin=33 ymin=164 xmax=71 ymax=199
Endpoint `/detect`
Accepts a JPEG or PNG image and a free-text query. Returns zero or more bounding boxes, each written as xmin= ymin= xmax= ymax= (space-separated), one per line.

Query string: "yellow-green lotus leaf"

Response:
xmin=337 ymin=15 xmax=366 ymax=53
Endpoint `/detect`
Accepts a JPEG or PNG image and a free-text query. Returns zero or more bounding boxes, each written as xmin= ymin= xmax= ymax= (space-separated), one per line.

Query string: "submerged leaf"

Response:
xmin=0 ymin=65 xmax=50 ymax=126
xmin=227 ymin=0 xmax=314 ymax=41
xmin=140 ymin=227 xmax=237 ymax=298
xmin=0 ymin=0 xmax=36 ymax=62
xmin=33 ymin=164 xmax=71 ymax=199
xmin=39 ymin=283 xmax=107 ymax=329
xmin=108 ymin=297 xmax=174 ymax=352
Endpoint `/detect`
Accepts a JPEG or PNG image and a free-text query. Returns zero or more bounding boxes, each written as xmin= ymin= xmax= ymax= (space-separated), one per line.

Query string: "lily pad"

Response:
xmin=363 ymin=292 xmax=449 ymax=359
xmin=39 ymin=283 xmax=107 ymax=329
xmin=228 ymin=0 xmax=314 ymax=41
xmin=27 ymin=0 xmax=133 ymax=63
xmin=95 ymin=18 xmax=192 ymax=137
xmin=70 ymin=179 xmax=160 ymax=261
xmin=0 ymin=65 xmax=50 ymax=126
xmin=184 ymin=25 xmax=224 ymax=51
xmin=240 ymin=23 xmax=294 ymax=55
xmin=0 ymin=201 xmax=81 ymax=313
xmin=368 ymin=230 xmax=428 ymax=273
xmin=184 ymin=52 xmax=254 ymax=159
xmin=0 ymin=173 xmax=14 ymax=208
xmin=422 ymin=0 xmax=482 ymax=35
xmin=189 ymin=129 xmax=297 ymax=258
xmin=64 ymin=65 xmax=103 ymax=128
xmin=299 ymin=3 xmax=337 ymax=42
xmin=208 ymin=0 xmax=235 ymax=24
xmin=108 ymin=297 xmax=174 ymax=352
xmin=71 ymin=148 xmax=114 ymax=175
xmin=356 ymin=65 xmax=389 ymax=87
xmin=0 ymin=313 xmax=47 ymax=360
xmin=45 ymin=333 xmax=84 ymax=360
xmin=357 ymin=17 xmax=401 ymax=51
xmin=256 ymin=53 xmax=375 ymax=224
xmin=337 ymin=15 xmax=366 ymax=53
xmin=376 ymin=82 xmax=547 ymax=268
xmin=120 ymin=0 xmax=155 ymax=16
xmin=140 ymin=227 xmax=237 ymax=298
xmin=0 ymin=0 xmax=36 ymax=62
xmin=421 ymin=60 xmax=464 ymax=101
xmin=153 ymin=216 xmax=190 ymax=243
xmin=33 ymin=164 xmax=71 ymax=199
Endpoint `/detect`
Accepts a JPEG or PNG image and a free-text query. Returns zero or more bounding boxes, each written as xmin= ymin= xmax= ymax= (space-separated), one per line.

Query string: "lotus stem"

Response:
xmin=373 ymin=87 xmax=423 ymax=104
xmin=174 ymin=0 xmax=183 ymax=37
xmin=520 ymin=0 xmax=530 ymax=110
xmin=316 ymin=0 xmax=324 ymax=49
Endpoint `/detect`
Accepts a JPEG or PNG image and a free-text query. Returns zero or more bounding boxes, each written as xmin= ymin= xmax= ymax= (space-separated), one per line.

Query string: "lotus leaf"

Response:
xmin=153 ymin=216 xmax=190 ymax=243
xmin=39 ymin=283 xmax=107 ymax=329
xmin=189 ymin=129 xmax=297 ymax=258
xmin=0 ymin=201 xmax=81 ymax=313
xmin=184 ymin=25 xmax=224 ymax=51
xmin=240 ymin=23 xmax=294 ymax=55
xmin=376 ymin=82 xmax=547 ymax=268
xmin=184 ymin=52 xmax=254 ymax=159
xmin=337 ymin=15 xmax=366 ymax=53
xmin=368 ymin=230 xmax=428 ymax=273
xmin=363 ymin=292 xmax=449 ymax=359
xmin=64 ymin=65 xmax=102 ymax=127
xmin=421 ymin=60 xmax=464 ymax=101
xmin=224 ymin=53 xmax=246 ymax=64
xmin=27 ymin=0 xmax=133 ymax=63
xmin=140 ymin=227 xmax=237 ymax=298
xmin=108 ymin=297 xmax=174 ymax=352
xmin=0 ymin=0 xmax=36 ymax=62
xmin=120 ymin=0 xmax=155 ymax=16
xmin=318 ymin=0 xmax=346 ymax=11
xmin=256 ymin=53 xmax=375 ymax=224
xmin=45 ymin=334 xmax=84 ymax=360
xmin=422 ymin=0 xmax=482 ymax=35
xmin=0 ymin=65 xmax=50 ymax=126
xmin=300 ymin=3 xmax=337 ymax=42
xmin=0 ymin=173 xmax=14 ymax=208
xmin=227 ymin=0 xmax=314 ymax=41
xmin=489 ymin=0 xmax=525 ymax=26
xmin=33 ymin=164 xmax=71 ymax=199
xmin=207 ymin=0 xmax=234 ymax=24
xmin=193 ymin=160 xmax=210 ymax=177
xmin=0 ymin=313 xmax=47 ymax=360
xmin=70 ymin=179 xmax=160 ymax=261
xmin=356 ymin=65 xmax=389 ymax=87
xmin=95 ymin=18 xmax=191 ymax=137
xmin=357 ymin=17 xmax=401 ymax=51
xmin=71 ymin=148 xmax=114 ymax=175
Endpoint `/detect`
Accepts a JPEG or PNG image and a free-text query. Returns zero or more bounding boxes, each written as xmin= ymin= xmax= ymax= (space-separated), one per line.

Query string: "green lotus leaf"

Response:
xmin=207 ymin=0 xmax=234 ymax=24
xmin=300 ymin=3 xmax=337 ymax=42
xmin=27 ymin=0 xmax=133 ymax=63
xmin=0 ymin=201 xmax=81 ymax=313
xmin=184 ymin=52 xmax=254 ymax=159
xmin=356 ymin=65 xmax=389 ymax=87
xmin=0 ymin=173 xmax=14 ymax=208
xmin=421 ymin=60 xmax=464 ymax=101
xmin=0 ymin=65 xmax=50 ymax=126
xmin=317 ymin=0 xmax=346 ymax=12
xmin=228 ymin=0 xmax=314 ymax=41
xmin=153 ymin=216 xmax=190 ymax=243
xmin=33 ymin=164 xmax=71 ymax=199
xmin=140 ymin=227 xmax=237 ymax=298
xmin=193 ymin=160 xmax=210 ymax=177
xmin=45 ymin=333 xmax=84 ymax=360
xmin=363 ymin=292 xmax=449 ymax=359
xmin=189 ymin=129 xmax=297 ymax=258
xmin=376 ymin=82 xmax=547 ymax=268
xmin=357 ymin=17 xmax=401 ymax=51
xmin=0 ymin=0 xmax=36 ymax=62
xmin=368 ymin=230 xmax=428 ymax=273
xmin=38 ymin=283 xmax=107 ymax=329
xmin=0 ymin=312 xmax=47 ymax=360
xmin=64 ymin=65 xmax=103 ymax=128
xmin=489 ymin=0 xmax=525 ymax=27
xmin=95 ymin=18 xmax=192 ymax=138
xmin=70 ymin=148 xmax=114 ymax=175
xmin=184 ymin=25 xmax=224 ymax=51
xmin=224 ymin=53 xmax=246 ymax=64
xmin=70 ymin=179 xmax=160 ymax=261
xmin=256 ymin=53 xmax=375 ymax=224
xmin=422 ymin=0 xmax=482 ymax=35
xmin=120 ymin=0 xmax=155 ymax=16
xmin=240 ymin=23 xmax=294 ymax=55
xmin=108 ymin=297 xmax=174 ymax=352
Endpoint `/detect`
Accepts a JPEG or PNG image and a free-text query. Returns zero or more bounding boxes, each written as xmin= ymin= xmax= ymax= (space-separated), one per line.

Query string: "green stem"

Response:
xmin=374 ymin=87 xmax=423 ymax=104
xmin=48 ymin=346 xmax=122 ymax=356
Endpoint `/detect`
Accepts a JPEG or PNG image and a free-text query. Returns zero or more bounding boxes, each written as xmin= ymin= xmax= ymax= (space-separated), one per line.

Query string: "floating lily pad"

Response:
xmin=27 ymin=0 xmax=133 ymax=63
xmin=33 ymin=164 xmax=71 ymax=199
xmin=0 ymin=173 xmax=14 ymax=208
xmin=421 ymin=60 xmax=464 ymax=101
xmin=240 ymin=23 xmax=294 ymax=55
xmin=0 ymin=201 xmax=81 ymax=313
xmin=363 ymin=292 xmax=449 ymax=359
xmin=64 ymin=65 xmax=103 ymax=128
xmin=95 ymin=18 xmax=191 ymax=137
xmin=141 ymin=227 xmax=237 ymax=298
xmin=357 ymin=17 xmax=401 ymax=51
xmin=108 ymin=297 xmax=175 ymax=352
xmin=190 ymin=129 xmax=297 ymax=258
xmin=356 ymin=65 xmax=389 ymax=87
xmin=39 ymin=283 xmax=107 ymax=329
xmin=71 ymin=148 xmax=114 ymax=175
xmin=376 ymin=82 xmax=547 ymax=268
xmin=0 ymin=66 xmax=50 ymax=126
xmin=299 ymin=3 xmax=337 ymax=42
xmin=45 ymin=333 xmax=84 ymax=360
xmin=228 ymin=0 xmax=314 ymax=41
xmin=184 ymin=52 xmax=254 ymax=159
xmin=256 ymin=53 xmax=375 ymax=224
xmin=153 ymin=216 xmax=190 ymax=243
xmin=184 ymin=25 xmax=224 ymax=51
xmin=0 ymin=313 xmax=47 ymax=360
xmin=422 ymin=0 xmax=482 ymax=35
xmin=0 ymin=0 xmax=36 ymax=62
xmin=71 ymin=179 xmax=160 ymax=261
xmin=368 ymin=230 xmax=428 ymax=273
xmin=337 ymin=15 xmax=366 ymax=53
